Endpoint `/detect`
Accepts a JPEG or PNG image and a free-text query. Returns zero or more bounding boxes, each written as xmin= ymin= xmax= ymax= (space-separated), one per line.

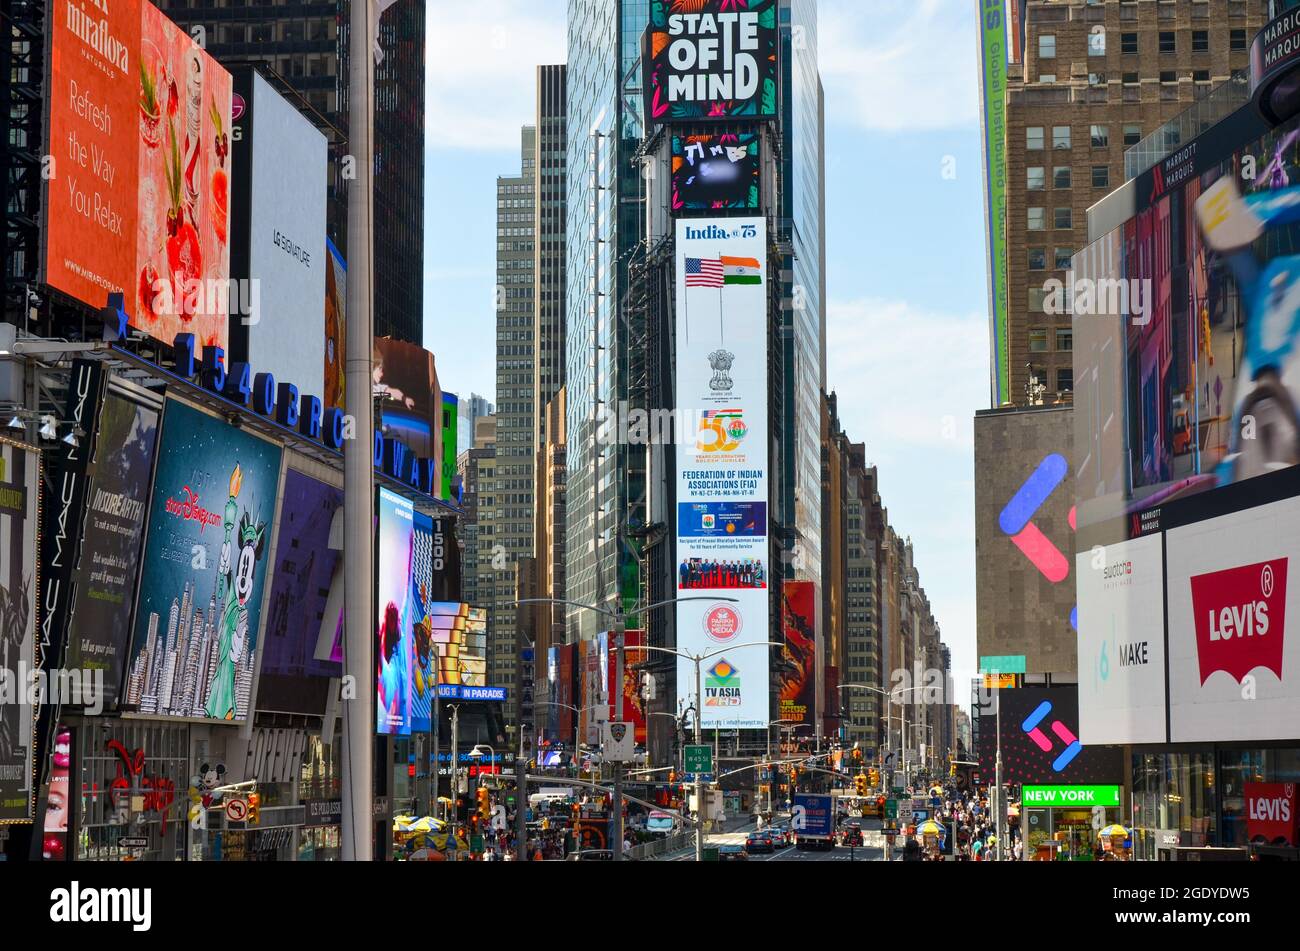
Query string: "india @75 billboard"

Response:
xmin=675 ymin=216 xmax=769 ymax=729
xmin=124 ymin=399 xmax=283 ymax=723
xmin=44 ymin=0 xmax=233 ymax=349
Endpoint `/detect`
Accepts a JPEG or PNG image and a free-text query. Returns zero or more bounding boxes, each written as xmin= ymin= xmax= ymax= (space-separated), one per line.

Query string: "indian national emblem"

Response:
xmin=708 ymin=349 xmax=735 ymax=393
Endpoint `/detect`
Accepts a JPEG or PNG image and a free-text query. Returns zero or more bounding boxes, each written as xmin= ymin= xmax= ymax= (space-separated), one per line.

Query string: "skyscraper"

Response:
xmin=154 ymin=0 xmax=426 ymax=343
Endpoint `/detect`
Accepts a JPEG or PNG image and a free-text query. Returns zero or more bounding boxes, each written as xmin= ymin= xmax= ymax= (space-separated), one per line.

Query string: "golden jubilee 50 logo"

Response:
xmin=696 ymin=409 xmax=747 ymax=452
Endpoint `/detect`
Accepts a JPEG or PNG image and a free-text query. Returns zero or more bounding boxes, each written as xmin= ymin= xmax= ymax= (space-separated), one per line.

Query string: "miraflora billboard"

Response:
xmin=45 ymin=0 xmax=233 ymax=348
xmin=0 ymin=438 xmax=39 ymax=821
xmin=1076 ymin=534 xmax=1168 ymax=745
xmin=675 ymin=217 xmax=769 ymax=729
xmin=646 ymin=0 xmax=778 ymax=125
xmin=125 ymin=399 xmax=282 ymax=723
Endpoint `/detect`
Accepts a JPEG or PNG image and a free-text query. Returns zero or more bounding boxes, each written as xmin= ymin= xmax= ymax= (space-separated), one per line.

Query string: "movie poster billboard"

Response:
xmin=257 ymin=467 xmax=343 ymax=716
xmin=124 ymin=399 xmax=282 ymax=723
xmin=645 ymin=0 xmax=778 ymax=126
xmin=615 ymin=630 xmax=648 ymax=744
xmin=63 ymin=390 xmax=161 ymax=708
xmin=44 ymin=0 xmax=233 ymax=349
xmin=0 ymin=437 xmax=39 ymax=822
xmin=779 ymin=581 xmax=816 ymax=726
xmin=324 ymin=239 xmax=346 ymax=411
xmin=674 ymin=216 xmax=770 ymax=729
xmin=376 ymin=487 xmax=413 ymax=736
xmin=672 ymin=133 xmax=761 ymax=212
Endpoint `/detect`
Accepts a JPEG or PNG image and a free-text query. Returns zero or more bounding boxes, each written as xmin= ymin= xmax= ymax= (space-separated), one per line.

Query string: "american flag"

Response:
xmin=685 ymin=257 xmax=724 ymax=288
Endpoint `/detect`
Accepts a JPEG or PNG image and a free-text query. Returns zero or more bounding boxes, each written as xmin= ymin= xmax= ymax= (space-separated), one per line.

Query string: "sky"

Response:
xmin=423 ymin=0 xmax=990 ymax=681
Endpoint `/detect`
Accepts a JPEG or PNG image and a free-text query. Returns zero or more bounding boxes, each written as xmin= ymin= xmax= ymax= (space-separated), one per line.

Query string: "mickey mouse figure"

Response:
xmin=199 ymin=762 xmax=226 ymax=808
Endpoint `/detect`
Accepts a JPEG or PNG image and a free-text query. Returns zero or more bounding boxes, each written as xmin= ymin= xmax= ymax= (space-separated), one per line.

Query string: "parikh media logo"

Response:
xmin=1189 ymin=558 xmax=1288 ymax=685
xmin=702 ymin=603 xmax=742 ymax=643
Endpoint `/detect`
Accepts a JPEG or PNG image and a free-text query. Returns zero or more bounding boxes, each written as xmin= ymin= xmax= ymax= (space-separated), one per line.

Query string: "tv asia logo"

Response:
xmin=1189 ymin=558 xmax=1288 ymax=684
xmin=703 ymin=603 xmax=742 ymax=643
xmin=705 ymin=658 xmax=742 ymax=707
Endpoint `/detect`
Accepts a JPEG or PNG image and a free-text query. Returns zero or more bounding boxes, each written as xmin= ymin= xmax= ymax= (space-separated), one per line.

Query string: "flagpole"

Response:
xmin=718 ymin=251 xmax=724 ymax=344
xmin=342 ymin=0 xmax=377 ymax=862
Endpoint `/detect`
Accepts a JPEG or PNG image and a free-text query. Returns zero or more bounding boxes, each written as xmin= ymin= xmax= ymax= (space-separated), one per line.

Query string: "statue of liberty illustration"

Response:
xmin=206 ymin=463 xmax=266 ymax=720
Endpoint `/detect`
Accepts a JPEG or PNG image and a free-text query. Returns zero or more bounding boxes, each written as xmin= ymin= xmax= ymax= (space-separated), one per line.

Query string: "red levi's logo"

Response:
xmin=1189 ymin=559 xmax=1288 ymax=685
xmin=1244 ymin=783 xmax=1297 ymax=846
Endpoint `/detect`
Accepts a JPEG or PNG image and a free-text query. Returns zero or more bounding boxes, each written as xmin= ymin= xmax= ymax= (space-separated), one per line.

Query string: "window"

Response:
xmin=1231 ymin=29 xmax=1247 ymax=52
xmin=1192 ymin=30 xmax=1209 ymax=53
xmin=1089 ymin=28 xmax=1106 ymax=56
xmin=1092 ymin=165 xmax=1110 ymax=188
xmin=1027 ymin=126 xmax=1045 ymax=150
xmin=1088 ymin=72 xmax=1106 ymax=86
xmin=1029 ymin=329 xmax=1049 ymax=353
xmin=1121 ymin=32 xmax=1138 ymax=54
xmin=1057 ymin=329 xmax=1074 ymax=352
xmin=1028 ymin=207 xmax=1046 ymax=231
xmin=1090 ymin=124 xmax=1110 ymax=147
xmin=1040 ymin=73 xmax=1057 ymax=84
xmin=1159 ymin=31 xmax=1176 ymax=54
xmin=1054 ymin=166 xmax=1072 ymax=189
xmin=1053 ymin=126 xmax=1071 ymax=149
xmin=1123 ymin=71 xmax=1140 ymax=85
xmin=1028 ymin=248 xmax=1047 ymax=270
xmin=1029 ymin=287 xmax=1048 ymax=311
xmin=1027 ymin=167 xmax=1045 ymax=190
xmin=1040 ymin=34 xmax=1056 ymax=59
xmin=1161 ymin=70 xmax=1178 ymax=84
xmin=1194 ymin=69 xmax=1210 ymax=83
xmin=1124 ymin=123 xmax=1143 ymax=145
xmin=1055 ymin=207 xmax=1073 ymax=229
xmin=1056 ymin=368 xmax=1074 ymax=392
xmin=1055 ymin=247 xmax=1074 ymax=269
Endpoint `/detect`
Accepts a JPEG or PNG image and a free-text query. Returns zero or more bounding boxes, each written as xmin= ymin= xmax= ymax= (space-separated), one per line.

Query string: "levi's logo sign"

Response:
xmin=1189 ymin=559 xmax=1287 ymax=684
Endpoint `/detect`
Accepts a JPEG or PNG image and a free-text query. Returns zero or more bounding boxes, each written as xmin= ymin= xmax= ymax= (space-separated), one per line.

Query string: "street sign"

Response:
xmin=1022 ymin=784 xmax=1122 ymax=808
xmin=897 ymin=800 xmax=914 ymax=823
xmin=602 ymin=721 xmax=636 ymax=763
xmin=225 ymin=798 xmax=248 ymax=823
xmin=684 ymin=745 xmax=712 ymax=774
xmin=892 ymin=770 xmax=905 ymax=791
xmin=979 ymin=654 xmax=1026 ymax=675
xmin=119 ymin=837 xmax=149 ymax=849
xmin=884 ymin=798 xmax=898 ymax=819
xmin=982 ymin=673 xmax=1016 ymax=689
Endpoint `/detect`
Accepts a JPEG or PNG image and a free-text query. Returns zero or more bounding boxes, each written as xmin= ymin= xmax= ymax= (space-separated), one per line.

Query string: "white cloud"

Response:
xmin=820 ymin=0 xmax=979 ymax=133
xmin=425 ymin=0 xmax=567 ymax=151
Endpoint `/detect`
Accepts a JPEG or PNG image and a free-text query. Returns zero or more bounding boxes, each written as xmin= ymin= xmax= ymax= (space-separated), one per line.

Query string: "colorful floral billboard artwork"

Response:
xmin=45 ymin=0 xmax=232 ymax=350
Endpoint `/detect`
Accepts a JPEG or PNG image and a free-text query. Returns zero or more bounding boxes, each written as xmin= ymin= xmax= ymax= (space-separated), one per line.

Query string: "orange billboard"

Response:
xmin=45 ymin=0 xmax=232 ymax=350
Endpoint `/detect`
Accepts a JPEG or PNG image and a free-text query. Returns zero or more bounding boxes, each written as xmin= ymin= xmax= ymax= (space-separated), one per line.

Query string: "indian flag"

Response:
xmin=721 ymin=255 xmax=762 ymax=285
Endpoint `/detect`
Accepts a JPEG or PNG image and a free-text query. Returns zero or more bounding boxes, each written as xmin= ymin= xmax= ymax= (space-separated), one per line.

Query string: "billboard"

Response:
xmin=977 ymin=0 xmax=1010 ymax=405
xmin=409 ymin=512 xmax=435 ymax=733
xmin=231 ymin=69 xmax=328 ymax=400
xmin=1244 ymin=782 xmax=1297 ymax=846
xmin=63 ymin=389 xmax=161 ymax=708
xmin=1076 ymin=533 xmax=1168 ymax=745
xmin=44 ymin=0 xmax=233 ymax=348
xmin=1074 ymin=107 xmax=1300 ymax=546
xmin=0 ymin=438 xmax=40 ymax=822
xmin=645 ymin=0 xmax=778 ymax=126
xmin=374 ymin=337 xmax=441 ymax=460
xmin=674 ymin=216 xmax=770 ymax=729
xmin=324 ymin=239 xmax=346 ymax=411
xmin=778 ymin=581 xmax=816 ymax=726
xmin=1166 ymin=494 xmax=1300 ymax=742
xmin=257 ymin=467 xmax=343 ymax=716
xmin=976 ymin=686 xmax=1122 ymax=785
xmin=124 ymin=399 xmax=282 ymax=722
xmin=671 ymin=133 xmax=761 ymax=212
xmin=376 ymin=487 xmax=413 ymax=736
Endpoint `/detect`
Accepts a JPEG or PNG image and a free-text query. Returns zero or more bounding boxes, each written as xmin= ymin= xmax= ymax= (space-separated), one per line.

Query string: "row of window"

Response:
xmin=1026 ymin=124 xmax=1142 ymax=151
xmin=1028 ymin=247 xmax=1076 ymax=271
xmin=1029 ymin=329 xmax=1073 ymax=352
xmin=1027 ymin=207 xmax=1073 ymax=230
xmin=1040 ymin=27 xmax=1245 ymax=60
xmin=1028 ymin=366 xmax=1074 ymax=393
xmin=1039 ymin=69 xmax=1215 ymax=85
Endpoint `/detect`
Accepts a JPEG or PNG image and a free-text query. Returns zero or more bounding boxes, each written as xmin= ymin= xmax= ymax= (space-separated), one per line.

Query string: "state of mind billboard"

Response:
xmin=675 ymin=216 xmax=770 ymax=730
xmin=44 ymin=0 xmax=233 ymax=349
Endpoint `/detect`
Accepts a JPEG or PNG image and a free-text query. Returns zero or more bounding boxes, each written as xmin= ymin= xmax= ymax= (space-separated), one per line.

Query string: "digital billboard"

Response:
xmin=975 ymin=686 xmax=1122 ymax=785
xmin=124 ymin=399 xmax=282 ymax=723
xmin=0 ymin=437 xmax=40 ymax=822
xmin=324 ymin=239 xmax=346 ymax=411
xmin=674 ymin=216 xmax=770 ymax=729
xmin=63 ymin=389 xmax=161 ymax=708
xmin=778 ymin=581 xmax=816 ymax=726
xmin=257 ymin=467 xmax=343 ymax=716
xmin=1075 ymin=533 xmax=1168 ymax=745
xmin=1166 ymin=493 xmax=1300 ymax=743
xmin=374 ymin=337 xmax=441 ymax=460
xmin=44 ymin=0 xmax=233 ymax=348
xmin=230 ymin=68 xmax=328 ymax=401
xmin=376 ymin=487 xmax=413 ymax=736
xmin=409 ymin=512 xmax=435 ymax=733
xmin=1073 ymin=107 xmax=1300 ymax=546
xmin=672 ymin=133 xmax=760 ymax=212
xmin=645 ymin=0 xmax=778 ymax=126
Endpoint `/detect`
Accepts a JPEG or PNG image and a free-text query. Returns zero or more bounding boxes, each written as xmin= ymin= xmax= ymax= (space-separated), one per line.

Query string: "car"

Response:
xmin=767 ymin=828 xmax=789 ymax=848
xmin=840 ymin=826 xmax=864 ymax=847
xmin=566 ymin=850 xmax=615 ymax=861
xmin=745 ymin=832 xmax=775 ymax=854
xmin=719 ymin=844 xmax=748 ymax=862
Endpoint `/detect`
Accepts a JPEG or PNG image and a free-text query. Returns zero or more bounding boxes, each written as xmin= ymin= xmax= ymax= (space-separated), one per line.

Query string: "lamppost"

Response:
xmin=765 ymin=719 xmax=795 ymax=818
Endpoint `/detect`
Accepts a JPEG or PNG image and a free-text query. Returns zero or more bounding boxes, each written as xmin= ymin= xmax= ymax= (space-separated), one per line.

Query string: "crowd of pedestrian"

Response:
xmin=899 ymin=784 xmax=1022 ymax=862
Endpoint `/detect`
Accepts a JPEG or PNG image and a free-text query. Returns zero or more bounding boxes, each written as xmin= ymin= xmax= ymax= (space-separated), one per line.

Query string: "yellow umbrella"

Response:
xmin=917 ymin=819 xmax=946 ymax=837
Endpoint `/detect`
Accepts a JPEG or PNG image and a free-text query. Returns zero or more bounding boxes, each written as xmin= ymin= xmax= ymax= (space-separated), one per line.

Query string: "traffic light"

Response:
xmin=869 ymin=768 xmax=880 ymax=787
xmin=476 ymin=786 xmax=490 ymax=821
xmin=246 ymin=792 xmax=260 ymax=825
xmin=854 ymin=773 xmax=867 ymax=796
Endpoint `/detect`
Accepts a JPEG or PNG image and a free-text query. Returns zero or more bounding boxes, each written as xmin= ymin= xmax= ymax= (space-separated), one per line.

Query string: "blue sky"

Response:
xmin=423 ymin=0 xmax=989 ymax=679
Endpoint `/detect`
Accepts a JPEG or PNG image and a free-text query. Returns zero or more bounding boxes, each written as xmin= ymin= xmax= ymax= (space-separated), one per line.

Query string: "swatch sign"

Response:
xmin=1189 ymin=559 xmax=1287 ymax=684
